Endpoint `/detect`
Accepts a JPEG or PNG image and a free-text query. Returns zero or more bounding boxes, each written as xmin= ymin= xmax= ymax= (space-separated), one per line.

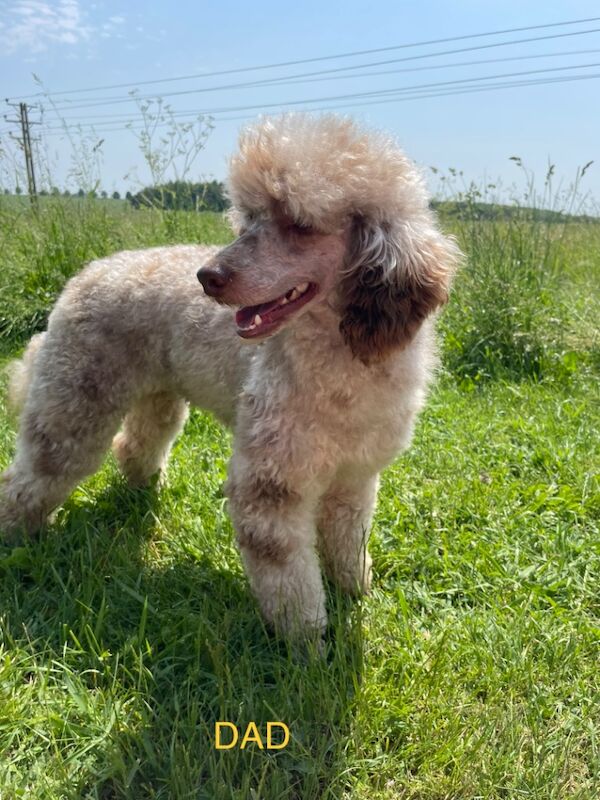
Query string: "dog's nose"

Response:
xmin=197 ymin=264 xmax=231 ymax=297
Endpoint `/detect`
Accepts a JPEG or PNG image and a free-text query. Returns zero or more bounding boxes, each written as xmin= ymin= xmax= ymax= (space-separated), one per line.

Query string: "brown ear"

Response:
xmin=338 ymin=216 xmax=460 ymax=363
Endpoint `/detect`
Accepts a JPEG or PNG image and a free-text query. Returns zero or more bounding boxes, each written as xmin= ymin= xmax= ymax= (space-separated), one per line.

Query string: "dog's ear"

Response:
xmin=338 ymin=215 xmax=460 ymax=363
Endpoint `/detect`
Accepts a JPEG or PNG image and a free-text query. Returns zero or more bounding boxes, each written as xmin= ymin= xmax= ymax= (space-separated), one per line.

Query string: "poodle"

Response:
xmin=0 ymin=114 xmax=461 ymax=638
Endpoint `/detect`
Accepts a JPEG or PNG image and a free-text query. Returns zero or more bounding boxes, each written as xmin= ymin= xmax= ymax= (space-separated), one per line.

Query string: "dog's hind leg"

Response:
xmin=112 ymin=392 xmax=189 ymax=487
xmin=0 ymin=396 xmax=123 ymax=540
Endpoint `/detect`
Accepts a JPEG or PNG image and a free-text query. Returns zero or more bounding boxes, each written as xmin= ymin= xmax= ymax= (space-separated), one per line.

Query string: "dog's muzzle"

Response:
xmin=197 ymin=264 xmax=231 ymax=298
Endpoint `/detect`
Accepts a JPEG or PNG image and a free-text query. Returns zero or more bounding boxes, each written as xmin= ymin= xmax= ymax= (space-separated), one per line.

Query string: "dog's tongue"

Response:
xmin=235 ymin=297 xmax=282 ymax=328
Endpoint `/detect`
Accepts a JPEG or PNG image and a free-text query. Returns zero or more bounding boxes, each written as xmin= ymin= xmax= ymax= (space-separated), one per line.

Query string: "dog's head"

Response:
xmin=197 ymin=114 xmax=461 ymax=360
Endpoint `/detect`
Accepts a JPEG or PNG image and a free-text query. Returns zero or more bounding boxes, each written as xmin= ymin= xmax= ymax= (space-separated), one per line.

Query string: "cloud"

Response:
xmin=0 ymin=0 xmax=125 ymax=54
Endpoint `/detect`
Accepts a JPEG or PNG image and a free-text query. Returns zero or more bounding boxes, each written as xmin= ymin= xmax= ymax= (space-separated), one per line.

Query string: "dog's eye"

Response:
xmin=291 ymin=222 xmax=315 ymax=236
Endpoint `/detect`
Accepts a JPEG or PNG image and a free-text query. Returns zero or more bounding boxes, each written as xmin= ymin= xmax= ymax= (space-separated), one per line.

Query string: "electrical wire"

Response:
xmin=34 ymin=46 xmax=600 ymax=126
xmin=33 ymin=70 xmax=600 ymax=138
xmin=35 ymin=25 xmax=600 ymax=113
xmin=34 ymin=59 xmax=600 ymax=133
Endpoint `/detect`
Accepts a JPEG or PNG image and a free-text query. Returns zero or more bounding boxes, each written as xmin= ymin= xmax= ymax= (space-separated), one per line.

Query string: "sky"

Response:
xmin=1 ymin=0 xmax=600 ymax=208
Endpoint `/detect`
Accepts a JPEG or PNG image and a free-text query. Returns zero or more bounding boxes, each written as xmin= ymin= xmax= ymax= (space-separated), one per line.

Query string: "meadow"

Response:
xmin=0 ymin=193 xmax=598 ymax=799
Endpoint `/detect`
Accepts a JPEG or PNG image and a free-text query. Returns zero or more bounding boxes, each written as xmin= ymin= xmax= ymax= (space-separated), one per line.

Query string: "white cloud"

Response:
xmin=0 ymin=1 xmax=126 ymax=55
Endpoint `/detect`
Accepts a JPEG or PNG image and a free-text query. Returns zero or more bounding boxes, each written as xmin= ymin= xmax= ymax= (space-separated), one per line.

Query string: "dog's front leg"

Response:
xmin=225 ymin=453 xmax=327 ymax=638
xmin=317 ymin=472 xmax=379 ymax=596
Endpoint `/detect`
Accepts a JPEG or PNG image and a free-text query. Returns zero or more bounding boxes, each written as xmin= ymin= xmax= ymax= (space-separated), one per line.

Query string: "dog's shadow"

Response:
xmin=0 ymin=479 xmax=365 ymax=798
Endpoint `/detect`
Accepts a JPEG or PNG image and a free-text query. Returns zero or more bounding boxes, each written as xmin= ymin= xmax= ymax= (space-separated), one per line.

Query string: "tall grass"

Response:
xmin=0 ymin=196 xmax=232 ymax=351
xmin=435 ymin=164 xmax=599 ymax=383
xmin=0 ymin=93 xmax=226 ymax=351
xmin=3 ymin=146 xmax=598 ymax=382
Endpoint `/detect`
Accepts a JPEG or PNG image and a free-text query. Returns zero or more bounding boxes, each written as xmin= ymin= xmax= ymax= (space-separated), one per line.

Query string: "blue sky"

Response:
xmin=1 ymin=0 xmax=600 ymax=206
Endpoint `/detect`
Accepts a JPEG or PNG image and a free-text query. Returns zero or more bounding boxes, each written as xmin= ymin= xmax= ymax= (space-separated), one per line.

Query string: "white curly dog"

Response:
xmin=0 ymin=114 xmax=460 ymax=638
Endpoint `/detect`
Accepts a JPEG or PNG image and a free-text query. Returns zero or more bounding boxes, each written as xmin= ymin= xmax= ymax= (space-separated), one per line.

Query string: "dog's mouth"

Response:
xmin=235 ymin=282 xmax=318 ymax=339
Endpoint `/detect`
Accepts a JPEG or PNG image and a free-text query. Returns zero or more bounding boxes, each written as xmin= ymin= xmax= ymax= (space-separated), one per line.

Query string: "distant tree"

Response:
xmin=63 ymin=189 xmax=71 ymax=197
xmin=3 ymin=188 xmax=9 ymax=195
xmin=15 ymin=186 xmax=22 ymax=195
xmin=127 ymin=180 xmax=229 ymax=212
xmin=194 ymin=180 xmax=230 ymax=212
xmin=125 ymin=191 xmax=133 ymax=202
xmin=40 ymin=189 xmax=48 ymax=196
xmin=51 ymin=186 xmax=60 ymax=196
xmin=77 ymin=189 xmax=85 ymax=197
xmin=101 ymin=190 xmax=108 ymax=199
xmin=112 ymin=190 xmax=121 ymax=200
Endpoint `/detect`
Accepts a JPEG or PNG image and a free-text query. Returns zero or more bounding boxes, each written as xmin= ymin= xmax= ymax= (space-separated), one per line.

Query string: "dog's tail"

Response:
xmin=6 ymin=333 xmax=46 ymax=416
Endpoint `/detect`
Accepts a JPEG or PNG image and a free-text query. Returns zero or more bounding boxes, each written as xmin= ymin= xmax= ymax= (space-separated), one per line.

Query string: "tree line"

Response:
xmin=2 ymin=180 xmax=230 ymax=212
xmin=126 ymin=181 xmax=229 ymax=211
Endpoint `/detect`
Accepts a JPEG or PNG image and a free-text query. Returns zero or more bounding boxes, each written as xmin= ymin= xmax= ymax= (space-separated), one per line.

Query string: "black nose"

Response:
xmin=197 ymin=264 xmax=231 ymax=297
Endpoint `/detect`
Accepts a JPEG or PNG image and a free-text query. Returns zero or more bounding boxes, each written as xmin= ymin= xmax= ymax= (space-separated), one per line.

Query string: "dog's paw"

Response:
xmin=0 ymin=505 xmax=29 ymax=547
xmin=327 ymin=552 xmax=372 ymax=597
xmin=112 ymin=432 xmax=167 ymax=489
xmin=0 ymin=473 xmax=45 ymax=543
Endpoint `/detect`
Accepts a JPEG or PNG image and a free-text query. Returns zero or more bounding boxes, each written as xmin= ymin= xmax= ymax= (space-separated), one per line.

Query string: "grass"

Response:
xmin=0 ymin=195 xmax=599 ymax=799
xmin=0 ymin=195 xmax=233 ymax=352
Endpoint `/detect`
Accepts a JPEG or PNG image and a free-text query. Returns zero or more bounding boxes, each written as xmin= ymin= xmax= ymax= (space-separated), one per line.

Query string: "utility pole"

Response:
xmin=4 ymin=100 xmax=40 ymax=208
xmin=20 ymin=102 xmax=37 ymax=205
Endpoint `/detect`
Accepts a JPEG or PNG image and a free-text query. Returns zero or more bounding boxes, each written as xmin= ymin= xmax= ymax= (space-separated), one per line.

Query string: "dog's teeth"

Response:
xmin=297 ymin=282 xmax=309 ymax=294
xmin=289 ymin=289 xmax=300 ymax=301
xmin=254 ymin=314 xmax=262 ymax=326
xmin=280 ymin=296 xmax=289 ymax=305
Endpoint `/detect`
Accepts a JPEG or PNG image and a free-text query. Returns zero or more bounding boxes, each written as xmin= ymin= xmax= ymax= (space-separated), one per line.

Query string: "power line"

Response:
xmin=219 ymin=71 xmax=600 ymax=121
xmin=8 ymin=14 xmax=600 ymax=101
xmin=255 ymin=46 xmax=600 ymax=88
xmin=34 ymin=71 xmax=600 ymax=138
xmin=34 ymin=60 xmax=600 ymax=131
xmin=42 ymin=25 xmax=600 ymax=113
xmin=38 ymin=46 xmax=600 ymax=126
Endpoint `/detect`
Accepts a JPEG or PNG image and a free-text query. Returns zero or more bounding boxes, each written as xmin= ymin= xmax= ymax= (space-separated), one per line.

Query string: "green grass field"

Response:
xmin=0 ymin=196 xmax=598 ymax=799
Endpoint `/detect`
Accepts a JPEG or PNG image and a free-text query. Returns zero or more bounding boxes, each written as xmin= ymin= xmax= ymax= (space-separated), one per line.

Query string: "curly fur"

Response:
xmin=0 ymin=114 xmax=461 ymax=638
xmin=6 ymin=332 xmax=45 ymax=416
